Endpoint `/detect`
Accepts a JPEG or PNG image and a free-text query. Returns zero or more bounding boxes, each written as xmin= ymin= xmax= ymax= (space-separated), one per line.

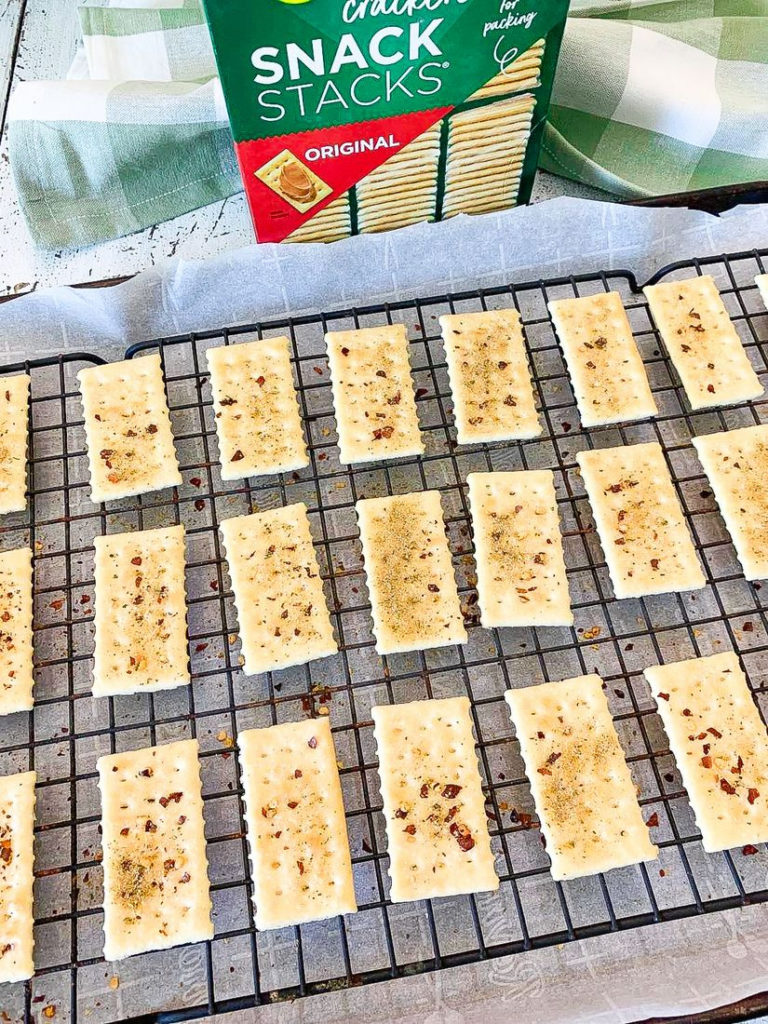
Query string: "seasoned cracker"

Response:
xmin=0 ymin=547 xmax=34 ymax=717
xmin=0 ymin=374 xmax=29 ymax=515
xmin=372 ymin=696 xmax=498 ymax=901
xmin=239 ymin=717 xmax=356 ymax=929
xmin=219 ymin=503 xmax=336 ymax=675
xmin=548 ymin=291 xmax=657 ymax=426
xmin=692 ymin=424 xmax=768 ymax=580
xmin=0 ymin=771 xmax=36 ymax=983
xmin=467 ymin=471 xmax=572 ymax=627
xmin=78 ymin=354 xmax=181 ymax=503
xmin=645 ymin=652 xmax=768 ymax=852
xmin=208 ymin=337 xmax=308 ymax=480
xmin=93 ymin=524 xmax=189 ymax=697
xmin=325 ymin=324 xmax=424 ymax=464
xmin=98 ymin=738 xmax=213 ymax=961
xmin=644 ymin=275 xmax=763 ymax=409
xmin=356 ymin=490 xmax=467 ymax=655
xmin=255 ymin=149 xmax=332 ymax=213
xmin=439 ymin=309 xmax=540 ymax=443
xmin=506 ymin=676 xmax=658 ymax=879
xmin=576 ymin=442 xmax=705 ymax=599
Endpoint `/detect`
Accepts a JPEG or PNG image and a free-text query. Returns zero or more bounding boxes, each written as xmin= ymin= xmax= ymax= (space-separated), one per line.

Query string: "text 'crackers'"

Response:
xmin=356 ymin=490 xmax=466 ymax=656
xmin=506 ymin=676 xmax=658 ymax=880
xmin=548 ymin=291 xmax=657 ymax=427
xmin=239 ymin=718 xmax=356 ymax=930
xmin=0 ymin=374 xmax=29 ymax=514
xmin=219 ymin=503 xmax=336 ymax=675
xmin=78 ymin=354 xmax=182 ymax=503
xmin=325 ymin=324 xmax=423 ymax=465
xmin=644 ymin=275 xmax=763 ymax=410
xmin=0 ymin=547 xmax=33 ymax=717
xmin=467 ymin=470 xmax=572 ymax=627
xmin=207 ymin=336 xmax=308 ymax=480
xmin=645 ymin=652 xmax=768 ymax=852
xmin=0 ymin=771 xmax=36 ymax=983
xmin=692 ymin=424 xmax=768 ymax=581
xmin=372 ymin=696 xmax=498 ymax=902
xmin=439 ymin=309 xmax=541 ymax=445
xmin=93 ymin=524 xmax=189 ymax=697
xmin=576 ymin=441 xmax=705 ymax=599
xmin=97 ymin=738 xmax=213 ymax=961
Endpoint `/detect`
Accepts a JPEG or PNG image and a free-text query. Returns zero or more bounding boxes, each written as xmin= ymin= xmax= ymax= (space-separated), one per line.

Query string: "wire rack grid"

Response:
xmin=1 ymin=246 xmax=768 ymax=1024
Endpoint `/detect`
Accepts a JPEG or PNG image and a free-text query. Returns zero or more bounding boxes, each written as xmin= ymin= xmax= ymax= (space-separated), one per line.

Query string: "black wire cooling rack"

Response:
xmin=1 ymin=247 xmax=768 ymax=1024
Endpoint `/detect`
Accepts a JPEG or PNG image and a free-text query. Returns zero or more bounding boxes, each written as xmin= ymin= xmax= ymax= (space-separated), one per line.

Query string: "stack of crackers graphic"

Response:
xmin=283 ymin=39 xmax=544 ymax=243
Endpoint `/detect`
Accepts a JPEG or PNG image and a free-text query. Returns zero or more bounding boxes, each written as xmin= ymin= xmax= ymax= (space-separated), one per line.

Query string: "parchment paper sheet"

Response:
xmin=1 ymin=197 xmax=768 ymax=1024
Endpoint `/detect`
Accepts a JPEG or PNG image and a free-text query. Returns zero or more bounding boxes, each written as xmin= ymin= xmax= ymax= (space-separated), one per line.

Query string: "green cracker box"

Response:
xmin=201 ymin=0 xmax=570 ymax=243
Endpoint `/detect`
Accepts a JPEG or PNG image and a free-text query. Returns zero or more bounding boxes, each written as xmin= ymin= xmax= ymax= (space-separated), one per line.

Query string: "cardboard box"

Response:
xmin=202 ymin=0 xmax=570 ymax=243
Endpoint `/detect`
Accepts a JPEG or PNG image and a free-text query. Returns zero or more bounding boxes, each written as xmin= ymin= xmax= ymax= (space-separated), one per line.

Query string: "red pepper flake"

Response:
xmin=179 ymin=872 xmax=191 ymax=883
xmin=449 ymin=821 xmax=475 ymax=851
xmin=701 ymin=755 xmax=713 ymax=769
xmin=546 ymin=751 xmax=562 ymax=766
xmin=372 ymin=425 xmax=394 ymax=441
xmin=403 ymin=824 xmax=416 ymax=835
xmin=209 ymin=580 xmax=219 ymax=591
xmin=707 ymin=727 xmax=723 ymax=738
xmin=394 ymin=807 xmax=408 ymax=819
xmin=195 ymin=642 xmax=208 ymax=653
xmin=427 ymin=583 xmax=440 ymax=593
xmin=646 ymin=812 xmax=659 ymax=828
xmin=748 ymin=788 xmax=760 ymax=805
xmin=144 ymin=819 xmax=157 ymax=833
xmin=231 ymin=450 xmax=245 ymax=462
xmin=287 ymin=800 xmax=298 ymax=809
xmin=420 ymin=783 xmax=430 ymax=799
xmin=720 ymin=778 xmax=736 ymax=796
xmin=441 ymin=784 xmax=462 ymax=799
xmin=194 ymin=499 xmax=205 ymax=511
xmin=294 ymin=769 xmax=302 ymax=779
xmin=415 ymin=388 xmax=428 ymax=399
xmin=308 ymin=736 xmax=317 ymax=749
xmin=297 ymin=860 xmax=305 ymax=875
xmin=537 ymin=767 xmax=552 ymax=775
xmin=743 ymin=622 xmax=754 ymax=632
xmin=650 ymin=558 xmax=660 ymax=570
xmin=313 ymin=366 xmax=323 ymax=376
xmin=256 ymin=376 xmax=266 ymax=387
xmin=190 ymin=477 xmax=202 ymax=488
xmin=743 ymin=845 xmax=759 ymax=856
xmin=340 ymin=347 xmax=349 ymax=357
xmin=682 ymin=708 xmax=692 ymax=717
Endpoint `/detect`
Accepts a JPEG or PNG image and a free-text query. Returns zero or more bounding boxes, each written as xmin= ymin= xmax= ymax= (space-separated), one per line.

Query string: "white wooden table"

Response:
xmin=0 ymin=0 xmax=603 ymax=297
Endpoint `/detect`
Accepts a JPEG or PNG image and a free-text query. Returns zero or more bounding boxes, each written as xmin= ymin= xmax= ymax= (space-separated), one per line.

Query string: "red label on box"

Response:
xmin=235 ymin=107 xmax=451 ymax=242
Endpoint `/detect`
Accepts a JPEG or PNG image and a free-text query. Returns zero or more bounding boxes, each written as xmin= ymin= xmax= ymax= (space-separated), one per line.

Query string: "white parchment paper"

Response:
xmin=0 ymin=196 xmax=767 ymax=360
xmin=1 ymin=196 xmax=768 ymax=1024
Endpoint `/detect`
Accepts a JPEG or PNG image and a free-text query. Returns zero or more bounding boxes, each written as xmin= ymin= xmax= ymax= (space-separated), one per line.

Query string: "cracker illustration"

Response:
xmin=0 ymin=771 xmax=36 ymax=983
xmin=98 ymin=739 xmax=213 ymax=961
xmin=644 ymin=275 xmax=763 ymax=409
xmin=372 ymin=696 xmax=498 ymax=901
xmin=576 ymin=441 xmax=705 ymax=599
xmin=506 ymin=676 xmax=658 ymax=879
xmin=239 ymin=717 xmax=356 ymax=930
xmin=325 ymin=324 xmax=424 ymax=465
xmin=78 ymin=354 xmax=181 ymax=503
xmin=549 ymin=291 xmax=657 ymax=427
xmin=286 ymin=193 xmax=351 ymax=243
xmin=255 ymin=149 xmax=332 ymax=213
xmin=0 ymin=374 xmax=29 ymax=515
xmin=439 ymin=308 xmax=540 ymax=443
xmin=468 ymin=39 xmax=545 ymax=100
xmin=0 ymin=547 xmax=34 ymax=717
xmin=645 ymin=652 xmax=768 ymax=852
xmin=93 ymin=524 xmax=189 ymax=697
xmin=219 ymin=503 xmax=336 ymax=675
xmin=207 ymin=336 xmax=308 ymax=480
xmin=356 ymin=490 xmax=466 ymax=655
xmin=467 ymin=470 xmax=572 ymax=627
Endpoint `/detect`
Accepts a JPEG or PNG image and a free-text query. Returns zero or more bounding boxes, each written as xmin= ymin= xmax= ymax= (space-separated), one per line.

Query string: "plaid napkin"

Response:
xmin=7 ymin=0 xmax=768 ymax=250
xmin=541 ymin=0 xmax=768 ymax=196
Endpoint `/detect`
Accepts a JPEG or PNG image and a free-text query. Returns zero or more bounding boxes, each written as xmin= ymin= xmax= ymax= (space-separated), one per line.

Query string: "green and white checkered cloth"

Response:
xmin=541 ymin=0 xmax=768 ymax=197
xmin=7 ymin=0 xmax=768 ymax=250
